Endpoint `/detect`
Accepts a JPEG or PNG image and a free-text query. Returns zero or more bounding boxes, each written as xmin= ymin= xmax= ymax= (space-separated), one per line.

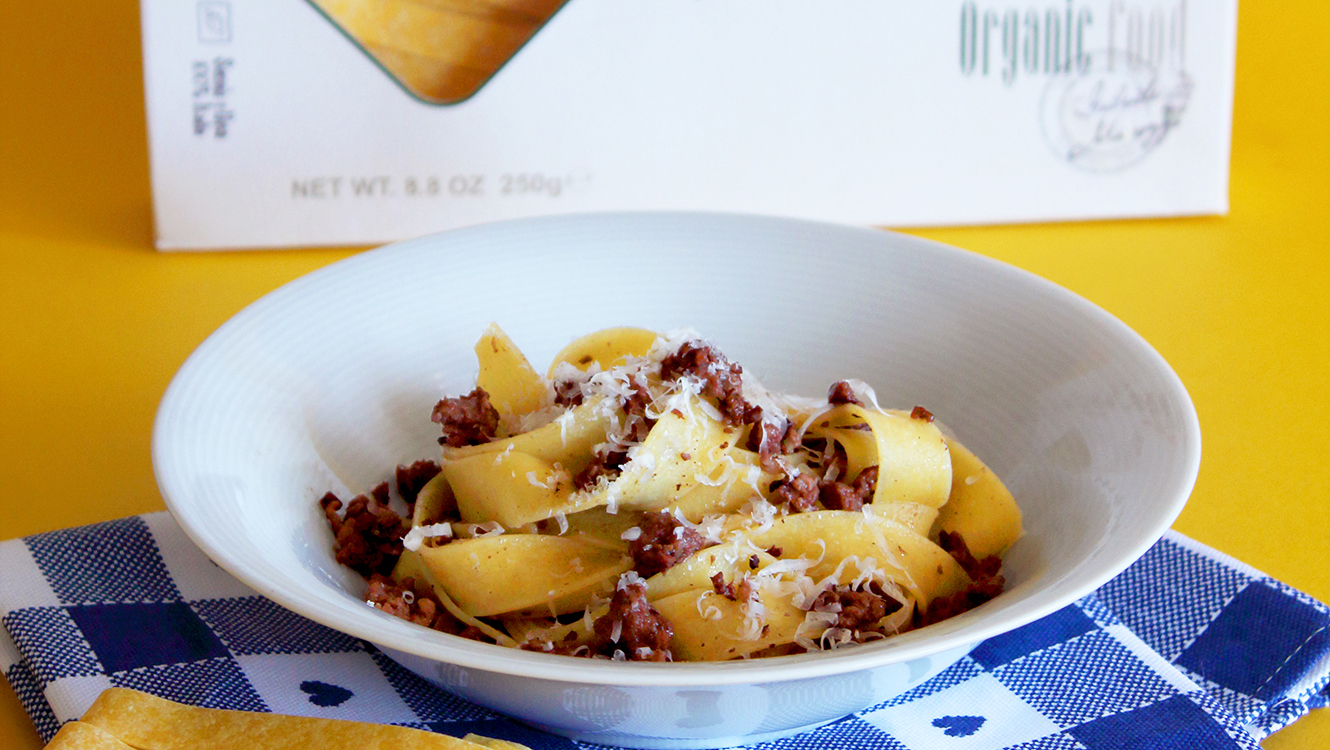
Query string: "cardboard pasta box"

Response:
xmin=139 ymin=0 xmax=1238 ymax=250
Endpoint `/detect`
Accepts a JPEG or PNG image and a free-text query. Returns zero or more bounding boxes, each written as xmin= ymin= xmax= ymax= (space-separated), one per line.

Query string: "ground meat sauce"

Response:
xmin=710 ymin=572 xmax=733 ymax=599
xmin=771 ymin=473 xmax=820 ymax=512
xmin=710 ymin=572 xmax=756 ymax=603
xmin=592 ymin=581 xmax=674 ymax=661
xmin=910 ymin=405 xmax=935 ymax=422
xmin=395 ymin=460 xmax=441 ymax=510
xmin=630 ymin=511 xmax=712 ymax=578
xmin=938 ymin=530 xmax=1004 ymax=581
xmin=520 ymin=631 xmax=587 ymax=656
xmin=745 ymin=417 xmax=798 ymax=473
xmin=817 ymin=480 xmax=864 ymax=512
xmin=366 ymin=573 xmax=460 ymax=633
xmin=851 ymin=465 xmax=879 ymax=498
xmin=573 ymin=448 xmax=629 ymax=490
xmin=552 ymin=377 xmax=585 ymax=407
xmin=916 ymin=532 xmax=1006 ymax=628
xmin=320 ymin=486 xmax=410 ymax=577
xmin=819 ymin=465 xmax=879 ymax=511
xmin=823 ymin=441 xmax=850 ymax=480
xmin=431 ymin=388 xmax=500 ymax=447
xmin=659 ymin=341 xmax=762 ymax=427
xmin=814 ymin=586 xmax=901 ymax=632
xmin=771 ymin=465 xmax=878 ymax=513
xmin=621 ymin=374 xmax=655 ymax=424
xmin=828 ymin=380 xmax=862 ymax=406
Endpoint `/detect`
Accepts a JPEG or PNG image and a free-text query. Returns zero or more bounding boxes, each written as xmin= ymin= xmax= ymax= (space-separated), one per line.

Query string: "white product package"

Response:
xmin=140 ymin=0 xmax=1237 ymax=250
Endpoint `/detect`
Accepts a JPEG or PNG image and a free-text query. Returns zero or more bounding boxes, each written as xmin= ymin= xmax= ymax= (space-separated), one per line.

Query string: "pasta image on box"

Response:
xmin=306 ymin=0 xmax=570 ymax=104
xmin=139 ymin=0 xmax=1238 ymax=249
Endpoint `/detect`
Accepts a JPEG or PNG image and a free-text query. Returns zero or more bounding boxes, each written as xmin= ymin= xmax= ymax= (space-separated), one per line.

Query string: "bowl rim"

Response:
xmin=153 ymin=210 xmax=1201 ymax=687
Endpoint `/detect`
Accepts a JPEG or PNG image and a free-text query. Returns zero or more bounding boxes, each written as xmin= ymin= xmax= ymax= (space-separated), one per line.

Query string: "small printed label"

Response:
xmin=197 ymin=1 xmax=232 ymax=44
xmin=192 ymin=58 xmax=234 ymax=139
xmin=288 ymin=173 xmax=592 ymax=200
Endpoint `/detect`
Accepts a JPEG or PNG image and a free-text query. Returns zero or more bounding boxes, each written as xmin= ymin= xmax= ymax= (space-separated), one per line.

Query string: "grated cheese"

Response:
xmin=402 ymin=522 xmax=453 ymax=551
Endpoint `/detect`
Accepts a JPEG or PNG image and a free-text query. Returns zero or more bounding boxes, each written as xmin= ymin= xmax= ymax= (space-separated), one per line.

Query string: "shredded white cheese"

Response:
xmin=469 ymin=521 xmax=505 ymax=538
xmin=401 ymin=522 xmax=453 ymax=551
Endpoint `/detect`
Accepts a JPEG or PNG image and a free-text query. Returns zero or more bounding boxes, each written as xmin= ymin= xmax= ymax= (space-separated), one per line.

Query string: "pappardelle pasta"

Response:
xmin=319 ymin=325 xmax=1023 ymax=662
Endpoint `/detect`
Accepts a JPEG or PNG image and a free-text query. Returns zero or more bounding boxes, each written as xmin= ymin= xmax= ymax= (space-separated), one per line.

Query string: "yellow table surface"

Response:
xmin=1 ymin=1 xmax=1326 ymax=748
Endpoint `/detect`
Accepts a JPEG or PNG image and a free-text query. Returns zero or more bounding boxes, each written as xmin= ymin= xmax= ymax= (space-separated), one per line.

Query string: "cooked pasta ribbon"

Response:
xmin=808 ymin=404 xmax=953 ymax=507
xmin=932 ymin=437 xmax=1023 ymax=558
xmin=549 ymin=326 xmax=660 ymax=375
xmin=475 ymin=323 xmax=546 ymax=434
xmin=417 ymin=534 xmax=629 ymax=617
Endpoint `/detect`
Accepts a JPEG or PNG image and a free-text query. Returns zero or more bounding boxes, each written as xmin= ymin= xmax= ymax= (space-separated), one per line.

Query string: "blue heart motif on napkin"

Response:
xmin=932 ymin=715 xmax=986 ymax=737
xmin=300 ymin=680 xmax=353 ymax=707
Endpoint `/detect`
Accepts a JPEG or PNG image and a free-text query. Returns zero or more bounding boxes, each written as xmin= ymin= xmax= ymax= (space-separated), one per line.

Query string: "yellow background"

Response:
xmin=0 ymin=1 xmax=1326 ymax=747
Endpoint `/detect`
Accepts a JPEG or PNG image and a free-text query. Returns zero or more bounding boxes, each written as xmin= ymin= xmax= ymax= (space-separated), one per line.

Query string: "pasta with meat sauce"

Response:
xmin=319 ymin=325 xmax=1023 ymax=661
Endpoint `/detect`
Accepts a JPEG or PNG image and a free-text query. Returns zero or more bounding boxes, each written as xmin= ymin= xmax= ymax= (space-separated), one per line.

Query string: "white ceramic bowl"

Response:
xmin=153 ymin=212 xmax=1200 ymax=749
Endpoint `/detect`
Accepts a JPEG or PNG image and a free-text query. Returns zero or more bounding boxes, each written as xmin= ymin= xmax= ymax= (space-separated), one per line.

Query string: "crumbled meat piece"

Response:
xmin=828 ymin=381 xmax=862 ymax=406
xmin=592 ymin=581 xmax=673 ymax=661
xmin=780 ymin=423 xmax=801 ymax=453
xmin=821 ymin=441 xmax=850 ymax=480
xmin=320 ymin=490 xmax=410 ymax=577
xmin=772 ymin=473 xmax=820 ymax=512
xmin=910 ymin=405 xmax=935 ymax=422
xmin=573 ymin=448 xmax=629 ymax=490
xmin=937 ymin=531 xmax=1003 ymax=580
xmin=720 ymin=392 xmax=763 ymax=427
xmin=738 ymin=577 xmax=756 ymax=601
xmin=916 ymin=531 xmax=1006 ymax=628
xmin=366 ymin=574 xmax=459 ymax=632
xmin=748 ymin=554 xmax=760 ymax=569
xmin=710 ymin=571 xmax=734 ymax=599
xmin=818 ymin=465 xmax=879 ymax=511
xmin=818 ymin=479 xmax=865 ymax=512
xmin=553 ymin=377 xmax=585 ymax=407
xmin=745 ymin=418 xmax=798 ymax=473
xmin=431 ymin=388 xmax=500 ymax=447
xmin=395 ymin=460 xmax=441 ymax=509
xmin=765 ymin=546 xmax=783 ymax=558
xmin=712 ymin=573 xmax=756 ymax=602
xmin=659 ymin=341 xmax=761 ymax=427
xmin=814 ymin=586 xmax=899 ymax=631
xmin=852 ymin=465 xmax=879 ymax=497
xmin=617 ymin=375 xmax=659 ymax=444
xmin=915 ymin=578 xmax=1005 ymax=628
xmin=520 ymin=631 xmax=588 ymax=656
xmin=622 ymin=374 xmax=654 ymax=420
xmin=743 ymin=420 xmax=768 ymax=453
xmin=630 ymin=511 xmax=712 ymax=577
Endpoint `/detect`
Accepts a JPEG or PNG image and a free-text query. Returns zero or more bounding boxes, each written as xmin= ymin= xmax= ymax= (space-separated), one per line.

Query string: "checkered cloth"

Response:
xmin=2 ymin=514 xmax=1326 ymax=749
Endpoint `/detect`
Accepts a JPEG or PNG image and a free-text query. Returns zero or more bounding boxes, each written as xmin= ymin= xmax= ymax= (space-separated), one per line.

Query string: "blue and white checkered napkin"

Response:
xmin=2 ymin=513 xmax=1327 ymax=750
